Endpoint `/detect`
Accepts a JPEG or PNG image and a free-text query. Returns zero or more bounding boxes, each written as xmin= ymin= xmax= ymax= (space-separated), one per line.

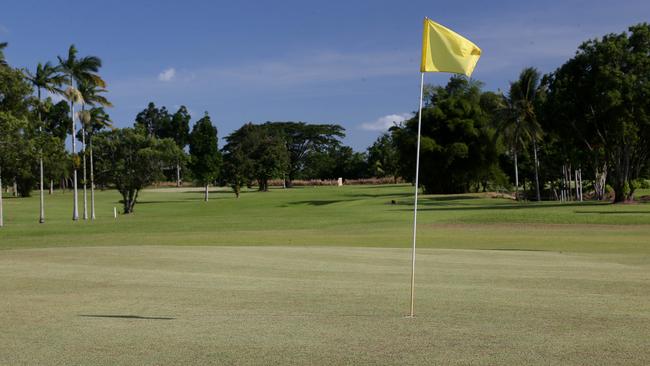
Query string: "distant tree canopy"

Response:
xmin=93 ymin=128 xmax=182 ymax=213
xmin=222 ymin=123 xmax=288 ymax=193
xmin=391 ymin=77 xmax=502 ymax=194
xmin=2 ymin=23 xmax=650 ymax=207
xmin=367 ymin=133 xmax=399 ymax=182
xmin=262 ymin=122 xmax=345 ymax=186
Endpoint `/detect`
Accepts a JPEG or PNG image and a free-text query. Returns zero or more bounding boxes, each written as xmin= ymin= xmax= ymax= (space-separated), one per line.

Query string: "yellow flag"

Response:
xmin=420 ymin=18 xmax=481 ymax=76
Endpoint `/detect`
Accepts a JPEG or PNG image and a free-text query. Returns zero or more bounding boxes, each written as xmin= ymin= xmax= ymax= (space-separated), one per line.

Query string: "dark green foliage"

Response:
xmin=222 ymin=123 xmax=288 ymax=193
xmin=544 ymin=23 xmax=650 ymax=202
xmin=303 ymin=145 xmax=369 ymax=180
xmin=188 ymin=113 xmax=221 ymax=186
xmin=92 ymin=128 xmax=183 ymax=213
xmin=0 ymin=66 xmax=38 ymax=196
xmin=391 ymin=76 xmax=502 ymax=194
xmin=41 ymin=99 xmax=71 ymax=142
xmin=165 ymin=106 xmax=191 ymax=149
xmin=367 ymin=133 xmax=399 ymax=181
xmin=262 ymin=122 xmax=345 ymax=186
xmin=134 ymin=102 xmax=171 ymax=138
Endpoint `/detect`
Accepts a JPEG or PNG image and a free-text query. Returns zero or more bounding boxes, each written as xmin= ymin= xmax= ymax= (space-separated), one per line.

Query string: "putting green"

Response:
xmin=1 ymin=246 xmax=648 ymax=365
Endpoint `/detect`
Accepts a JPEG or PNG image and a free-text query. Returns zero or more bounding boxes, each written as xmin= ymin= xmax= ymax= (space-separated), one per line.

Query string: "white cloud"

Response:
xmin=360 ymin=113 xmax=411 ymax=131
xmin=158 ymin=67 xmax=176 ymax=82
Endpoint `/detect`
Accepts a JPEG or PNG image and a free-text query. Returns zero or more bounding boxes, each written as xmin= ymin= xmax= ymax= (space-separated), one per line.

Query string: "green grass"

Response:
xmin=2 ymin=184 xmax=650 ymax=254
xmin=1 ymin=185 xmax=649 ymax=364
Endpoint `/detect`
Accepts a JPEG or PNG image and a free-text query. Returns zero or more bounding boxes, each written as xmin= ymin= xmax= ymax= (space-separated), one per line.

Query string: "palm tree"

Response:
xmin=58 ymin=45 xmax=105 ymax=221
xmin=0 ymin=42 xmax=8 ymax=67
xmin=498 ymin=96 xmax=524 ymax=199
xmin=24 ymin=62 xmax=66 ymax=223
xmin=79 ymin=106 xmax=112 ymax=220
xmin=77 ymin=80 xmax=112 ymax=220
xmin=506 ymin=68 xmax=544 ymax=201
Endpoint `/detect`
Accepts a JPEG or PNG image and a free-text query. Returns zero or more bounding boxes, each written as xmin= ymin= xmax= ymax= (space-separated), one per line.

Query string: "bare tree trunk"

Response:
xmin=204 ymin=184 xmax=209 ymax=202
xmin=176 ymin=162 xmax=181 ymax=187
xmin=49 ymin=180 xmax=53 ymax=195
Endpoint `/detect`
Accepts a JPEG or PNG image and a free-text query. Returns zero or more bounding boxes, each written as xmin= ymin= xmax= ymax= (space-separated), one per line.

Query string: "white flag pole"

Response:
xmin=408 ymin=71 xmax=425 ymax=318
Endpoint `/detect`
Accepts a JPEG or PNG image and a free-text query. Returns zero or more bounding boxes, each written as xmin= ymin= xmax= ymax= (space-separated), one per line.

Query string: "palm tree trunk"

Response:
xmin=204 ymin=184 xmax=209 ymax=202
xmin=513 ymin=148 xmax=519 ymax=200
xmin=532 ymin=138 xmax=541 ymax=201
xmin=70 ymin=78 xmax=79 ymax=221
xmin=90 ymin=137 xmax=96 ymax=220
xmin=37 ymin=88 xmax=45 ymax=223
xmin=39 ymin=140 xmax=45 ymax=223
xmin=82 ymin=122 xmax=88 ymax=220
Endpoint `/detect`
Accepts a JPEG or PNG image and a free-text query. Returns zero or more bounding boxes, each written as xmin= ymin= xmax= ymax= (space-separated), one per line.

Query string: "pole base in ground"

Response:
xmin=39 ymin=219 xmax=45 ymax=224
xmin=404 ymin=314 xmax=416 ymax=319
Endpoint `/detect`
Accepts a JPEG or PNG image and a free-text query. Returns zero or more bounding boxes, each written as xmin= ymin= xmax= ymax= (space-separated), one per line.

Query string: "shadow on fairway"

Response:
xmin=78 ymin=314 xmax=175 ymax=320
xmin=401 ymin=201 xmax=601 ymax=211
xmin=345 ymin=192 xmax=414 ymax=199
xmin=287 ymin=199 xmax=352 ymax=206
xmin=480 ymin=248 xmax=552 ymax=252
xmin=575 ymin=210 xmax=650 ymax=214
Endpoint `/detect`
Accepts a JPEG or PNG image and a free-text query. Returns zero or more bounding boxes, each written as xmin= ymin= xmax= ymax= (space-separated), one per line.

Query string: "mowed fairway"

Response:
xmin=1 ymin=185 xmax=650 ymax=365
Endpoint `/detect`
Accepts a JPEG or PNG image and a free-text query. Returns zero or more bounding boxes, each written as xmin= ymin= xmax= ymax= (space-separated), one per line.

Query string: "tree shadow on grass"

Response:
xmin=78 ymin=314 xmax=174 ymax=320
xmin=574 ymin=210 xmax=650 ymax=215
xmin=398 ymin=201 xmax=600 ymax=212
xmin=287 ymin=199 xmax=355 ymax=206
xmin=345 ymin=192 xmax=414 ymax=199
xmin=478 ymin=248 xmax=552 ymax=252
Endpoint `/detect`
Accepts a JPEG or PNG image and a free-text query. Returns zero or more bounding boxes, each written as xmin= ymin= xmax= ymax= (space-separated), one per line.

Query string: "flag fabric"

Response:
xmin=420 ymin=18 xmax=481 ymax=76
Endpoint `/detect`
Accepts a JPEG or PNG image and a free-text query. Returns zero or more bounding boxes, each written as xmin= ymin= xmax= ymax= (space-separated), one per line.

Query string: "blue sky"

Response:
xmin=2 ymin=0 xmax=649 ymax=149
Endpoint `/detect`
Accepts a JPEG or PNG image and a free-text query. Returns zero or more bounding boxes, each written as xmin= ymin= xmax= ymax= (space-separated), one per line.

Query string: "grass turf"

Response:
xmin=2 ymin=184 xmax=650 ymax=255
xmin=1 ymin=185 xmax=649 ymax=364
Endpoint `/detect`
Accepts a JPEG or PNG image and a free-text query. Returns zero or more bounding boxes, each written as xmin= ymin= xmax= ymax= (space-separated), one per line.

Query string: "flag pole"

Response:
xmin=408 ymin=71 xmax=425 ymax=318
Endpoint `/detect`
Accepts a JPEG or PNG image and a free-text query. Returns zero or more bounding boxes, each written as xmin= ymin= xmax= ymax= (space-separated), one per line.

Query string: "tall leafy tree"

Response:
xmin=391 ymin=76 xmax=501 ymax=193
xmin=40 ymin=99 xmax=71 ymax=193
xmin=93 ymin=128 xmax=182 ymax=214
xmin=544 ymin=23 xmax=650 ymax=202
xmin=24 ymin=62 xmax=66 ymax=222
xmin=0 ymin=65 xmax=34 ymax=225
xmin=222 ymin=123 xmax=288 ymax=193
xmin=164 ymin=106 xmax=191 ymax=186
xmin=367 ymin=133 xmax=399 ymax=182
xmin=188 ymin=113 xmax=221 ymax=201
xmin=507 ymin=68 xmax=544 ymax=201
xmin=134 ymin=102 xmax=171 ymax=138
xmin=263 ymin=122 xmax=345 ymax=187
xmin=57 ymin=44 xmax=105 ymax=220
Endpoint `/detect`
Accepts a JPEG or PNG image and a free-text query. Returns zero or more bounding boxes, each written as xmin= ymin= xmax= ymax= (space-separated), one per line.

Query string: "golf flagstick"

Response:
xmin=408 ymin=72 xmax=425 ymax=318
xmin=407 ymin=17 xmax=481 ymax=318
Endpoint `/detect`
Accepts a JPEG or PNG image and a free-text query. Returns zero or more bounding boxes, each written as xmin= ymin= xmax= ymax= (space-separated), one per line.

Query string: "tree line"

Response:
xmin=391 ymin=23 xmax=650 ymax=203
xmin=0 ymin=41 xmax=396 ymax=219
xmin=2 ymin=23 xmax=648 ymax=224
